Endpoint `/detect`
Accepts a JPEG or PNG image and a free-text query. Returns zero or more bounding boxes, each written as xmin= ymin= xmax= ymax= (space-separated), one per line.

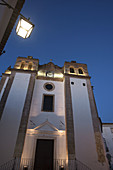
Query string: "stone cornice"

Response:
xmin=14 ymin=73 xmax=36 ymax=157
xmin=39 ymin=62 xmax=63 ymax=70
xmin=2 ymin=73 xmax=10 ymax=77
xmin=102 ymin=123 xmax=113 ymax=126
xmin=64 ymin=73 xmax=91 ymax=79
xmin=17 ymin=56 xmax=39 ymax=62
xmin=37 ymin=76 xmax=64 ymax=82
xmin=10 ymin=68 xmax=37 ymax=74
xmin=64 ymin=61 xmax=87 ymax=66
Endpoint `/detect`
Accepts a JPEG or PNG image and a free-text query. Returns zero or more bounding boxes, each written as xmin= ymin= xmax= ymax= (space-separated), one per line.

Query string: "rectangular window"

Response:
xmin=111 ymin=128 xmax=113 ymax=133
xmin=42 ymin=94 xmax=54 ymax=112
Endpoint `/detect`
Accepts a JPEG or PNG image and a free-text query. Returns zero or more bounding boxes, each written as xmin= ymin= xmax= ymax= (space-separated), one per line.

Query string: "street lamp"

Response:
xmin=16 ymin=16 xmax=34 ymax=39
xmin=0 ymin=0 xmax=34 ymax=39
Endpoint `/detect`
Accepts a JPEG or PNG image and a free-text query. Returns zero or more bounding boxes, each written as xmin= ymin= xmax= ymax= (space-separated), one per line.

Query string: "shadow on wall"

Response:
xmin=28 ymin=114 xmax=65 ymax=130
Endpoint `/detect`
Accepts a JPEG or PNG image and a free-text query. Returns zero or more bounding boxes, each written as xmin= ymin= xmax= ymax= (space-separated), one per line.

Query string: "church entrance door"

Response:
xmin=34 ymin=139 xmax=54 ymax=170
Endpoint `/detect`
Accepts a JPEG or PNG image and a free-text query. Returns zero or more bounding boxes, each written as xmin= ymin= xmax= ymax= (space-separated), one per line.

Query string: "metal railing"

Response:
xmin=70 ymin=159 xmax=92 ymax=170
xmin=0 ymin=158 xmax=92 ymax=170
xmin=0 ymin=159 xmax=14 ymax=170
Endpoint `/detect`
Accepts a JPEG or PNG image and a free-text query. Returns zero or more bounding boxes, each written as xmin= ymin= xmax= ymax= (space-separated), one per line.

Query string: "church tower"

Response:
xmin=0 ymin=56 xmax=109 ymax=170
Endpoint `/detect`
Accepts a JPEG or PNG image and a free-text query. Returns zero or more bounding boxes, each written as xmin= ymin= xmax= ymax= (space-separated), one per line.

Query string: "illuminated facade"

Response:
xmin=0 ymin=56 xmax=109 ymax=170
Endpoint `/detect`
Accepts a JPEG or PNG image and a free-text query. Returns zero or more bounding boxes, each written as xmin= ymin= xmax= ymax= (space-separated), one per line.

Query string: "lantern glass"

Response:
xmin=16 ymin=17 xmax=34 ymax=38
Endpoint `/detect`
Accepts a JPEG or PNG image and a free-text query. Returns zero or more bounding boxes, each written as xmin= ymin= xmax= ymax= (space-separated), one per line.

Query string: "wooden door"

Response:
xmin=34 ymin=139 xmax=54 ymax=170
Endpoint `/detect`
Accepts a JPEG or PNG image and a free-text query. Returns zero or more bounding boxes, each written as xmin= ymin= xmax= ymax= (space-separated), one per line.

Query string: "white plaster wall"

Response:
xmin=28 ymin=79 xmax=65 ymax=130
xmin=102 ymin=126 xmax=113 ymax=168
xmin=22 ymin=134 xmax=35 ymax=159
xmin=0 ymin=77 xmax=9 ymax=100
xmin=70 ymin=78 xmax=107 ymax=170
xmin=0 ymin=73 xmax=30 ymax=165
xmin=56 ymin=133 xmax=66 ymax=159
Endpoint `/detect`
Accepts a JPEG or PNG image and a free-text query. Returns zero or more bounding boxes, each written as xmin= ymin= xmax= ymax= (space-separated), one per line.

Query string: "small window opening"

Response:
xmin=83 ymin=83 xmax=85 ymax=86
xmin=78 ymin=68 xmax=83 ymax=74
xmin=20 ymin=62 xmax=25 ymax=69
xmin=70 ymin=67 xmax=74 ymax=73
xmin=28 ymin=63 xmax=32 ymax=70
xmin=44 ymin=83 xmax=55 ymax=91
xmin=42 ymin=95 xmax=54 ymax=112
xmin=45 ymin=84 xmax=53 ymax=90
xmin=71 ymin=82 xmax=74 ymax=85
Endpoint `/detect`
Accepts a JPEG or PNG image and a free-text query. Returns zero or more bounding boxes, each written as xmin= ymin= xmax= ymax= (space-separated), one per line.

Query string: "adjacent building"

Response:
xmin=0 ymin=56 xmax=109 ymax=170
xmin=102 ymin=123 xmax=113 ymax=170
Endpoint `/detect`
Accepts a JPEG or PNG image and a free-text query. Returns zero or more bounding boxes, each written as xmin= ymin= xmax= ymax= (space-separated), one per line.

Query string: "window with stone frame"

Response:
xmin=28 ymin=63 xmax=32 ymax=70
xmin=20 ymin=62 xmax=25 ymax=69
xmin=110 ymin=128 xmax=113 ymax=133
xmin=42 ymin=94 xmax=54 ymax=112
xmin=70 ymin=67 xmax=75 ymax=73
xmin=78 ymin=68 xmax=83 ymax=74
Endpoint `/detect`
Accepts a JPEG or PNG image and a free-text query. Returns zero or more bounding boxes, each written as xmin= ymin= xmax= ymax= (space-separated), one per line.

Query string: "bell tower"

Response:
xmin=64 ymin=61 xmax=108 ymax=169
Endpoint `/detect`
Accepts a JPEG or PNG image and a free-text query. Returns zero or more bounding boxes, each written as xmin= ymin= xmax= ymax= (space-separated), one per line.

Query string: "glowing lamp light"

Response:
xmin=16 ymin=17 xmax=34 ymax=39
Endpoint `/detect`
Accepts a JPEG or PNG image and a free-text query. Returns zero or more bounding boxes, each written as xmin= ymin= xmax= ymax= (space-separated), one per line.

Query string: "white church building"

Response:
xmin=0 ymin=56 xmax=110 ymax=170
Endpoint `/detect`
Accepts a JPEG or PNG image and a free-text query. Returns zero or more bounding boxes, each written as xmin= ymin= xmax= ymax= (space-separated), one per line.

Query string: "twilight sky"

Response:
xmin=0 ymin=0 xmax=113 ymax=122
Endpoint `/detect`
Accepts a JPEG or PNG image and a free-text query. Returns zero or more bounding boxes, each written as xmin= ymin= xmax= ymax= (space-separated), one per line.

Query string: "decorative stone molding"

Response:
xmin=14 ymin=73 xmax=36 ymax=158
xmin=95 ymin=132 xmax=106 ymax=163
xmin=86 ymin=79 xmax=106 ymax=163
xmin=14 ymin=57 xmax=39 ymax=71
xmin=37 ymin=76 xmax=64 ymax=82
xmin=64 ymin=73 xmax=91 ymax=79
xmin=64 ymin=61 xmax=89 ymax=76
xmin=11 ymin=68 xmax=37 ymax=74
xmin=64 ymin=75 xmax=75 ymax=161
xmin=38 ymin=62 xmax=63 ymax=74
xmin=43 ymin=82 xmax=55 ymax=91
xmin=0 ymin=75 xmax=7 ymax=94
xmin=0 ymin=72 xmax=15 ymax=119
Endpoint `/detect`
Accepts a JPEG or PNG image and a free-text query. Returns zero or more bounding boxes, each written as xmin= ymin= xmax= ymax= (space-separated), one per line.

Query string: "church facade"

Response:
xmin=0 ymin=56 xmax=109 ymax=170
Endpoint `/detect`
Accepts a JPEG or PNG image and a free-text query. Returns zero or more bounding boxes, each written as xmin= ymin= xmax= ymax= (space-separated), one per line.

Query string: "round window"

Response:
xmin=44 ymin=83 xmax=55 ymax=91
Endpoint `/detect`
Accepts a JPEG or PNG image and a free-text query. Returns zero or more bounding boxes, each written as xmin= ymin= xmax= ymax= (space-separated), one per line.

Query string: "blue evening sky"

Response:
xmin=0 ymin=0 xmax=113 ymax=122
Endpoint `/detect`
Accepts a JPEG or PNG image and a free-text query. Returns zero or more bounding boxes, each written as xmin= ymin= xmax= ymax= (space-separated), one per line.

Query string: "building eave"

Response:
xmin=0 ymin=0 xmax=25 ymax=55
xmin=102 ymin=123 xmax=113 ymax=125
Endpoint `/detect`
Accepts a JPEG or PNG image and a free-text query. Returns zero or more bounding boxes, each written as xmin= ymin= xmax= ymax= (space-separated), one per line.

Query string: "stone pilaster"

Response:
xmin=14 ymin=73 xmax=36 ymax=158
xmin=0 ymin=72 xmax=15 ymax=119
xmin=64 ymin=75 xmax=75 ymax=162
xmin=0 ymin=75 xmax=7 ymax=94
xmin=86 ymin=79 xmax=106 ymax=163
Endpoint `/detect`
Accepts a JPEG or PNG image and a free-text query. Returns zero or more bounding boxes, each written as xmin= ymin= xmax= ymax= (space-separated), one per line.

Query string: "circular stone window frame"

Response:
xmin=43 ymin=82 xmax=55 ymax=91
